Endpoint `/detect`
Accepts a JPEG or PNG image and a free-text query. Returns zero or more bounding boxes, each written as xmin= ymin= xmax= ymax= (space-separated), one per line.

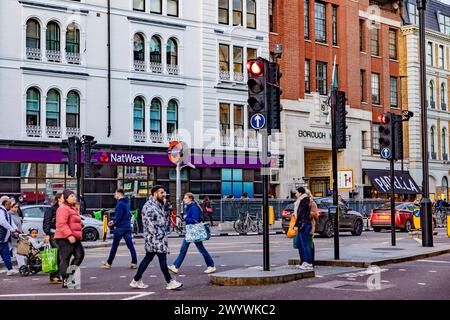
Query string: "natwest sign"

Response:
xmin=98 ymin=152 xmax=144 ymax=164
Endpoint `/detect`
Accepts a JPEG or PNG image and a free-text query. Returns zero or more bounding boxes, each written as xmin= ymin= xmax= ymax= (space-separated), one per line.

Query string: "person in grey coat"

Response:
xmin=9 ymin=202 xmax=26 ymax=268
xmin=130 ymin=185 xmax=183 ymax=290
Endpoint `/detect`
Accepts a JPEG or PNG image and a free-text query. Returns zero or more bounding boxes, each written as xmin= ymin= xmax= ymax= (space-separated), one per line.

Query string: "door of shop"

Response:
xmin=309 ymin=177 xmax=330 ymax=197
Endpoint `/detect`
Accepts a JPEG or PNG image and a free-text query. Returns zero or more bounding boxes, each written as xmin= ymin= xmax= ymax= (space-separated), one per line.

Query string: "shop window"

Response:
xmin=0 ymin=163 xmax=20 ymax=177
xmin=221 ymin=168 xmax=247 ymax=198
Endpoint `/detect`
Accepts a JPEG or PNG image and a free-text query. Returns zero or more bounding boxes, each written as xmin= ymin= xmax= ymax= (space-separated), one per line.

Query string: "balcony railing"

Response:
xmin=234 ymin=136 xmax=245 ymax=147
xmin=443 ymin=153 xmax=449 ymax=161
xmin=26 ymin=125 xmax=42 ymax=137
xmin=46 ymin=126 xmax=61 ymax=138
xmin=234 ymin=72 xmax=244 ymax=82
xmin=221 ymin=136 xmax=231 ymax=146
xmin=46 ymin=50 xmax=61 ymax=62
xmin=66 ymin=127 xmax=81 ymax=137
xmin=430 ymin=100 xmax=436 ymax=109
xmin=219 ymin=70 xmax=230 ymax=81
xmin=134 ymin=131 xmax=146 ymax=142
xmin=167 ymin=64 xmax=179 ymax=75
xmin=150 ymin=62 xmax=163 ymax=73
xmin=430 ymin=152 xmax=437 ymax=160
xmin=66 ymin=52 xmax=81 ymax=64
xmin=150 ymin=132 xmax=165 ymax=144
xmin=26 ymin=47 xmax=41 ymax=60
xmin=134 ymin=60 xmax=146 ymax=72
xmin=248 ymin=137 xmax=259 ymax=148
xmin=442 ymin=102 xmax=447 ymax=111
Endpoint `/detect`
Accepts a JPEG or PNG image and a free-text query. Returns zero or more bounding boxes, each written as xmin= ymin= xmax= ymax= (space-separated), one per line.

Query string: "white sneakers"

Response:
xmin=166 ymin=279 xmax=183 ymax=290
xmin=129 ymin=279 xmax=149 ymax=289
xmin=101 ymin=261 xmax=112 ymax=269
xmin=298 ymin=262 xmax=314 ymax=270
xmin=168 ymin=265 xmax=179 ymax=274
xmin=204 ymin=266 xmax=217 ymax=274
xmin=128 ymin=263 xmax=137 ymax=269
xmin=6 ymin=269 xmax=19 ymax=276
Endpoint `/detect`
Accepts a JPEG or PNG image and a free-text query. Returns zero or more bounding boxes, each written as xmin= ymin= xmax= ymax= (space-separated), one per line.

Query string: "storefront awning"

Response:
xmin=364 ymin=170 xmax=421 ymax=195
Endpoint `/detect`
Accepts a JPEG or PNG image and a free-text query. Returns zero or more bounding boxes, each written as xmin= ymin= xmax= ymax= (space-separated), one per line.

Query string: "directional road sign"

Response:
xmin=250 ymin=113 xmax=266 ymax=130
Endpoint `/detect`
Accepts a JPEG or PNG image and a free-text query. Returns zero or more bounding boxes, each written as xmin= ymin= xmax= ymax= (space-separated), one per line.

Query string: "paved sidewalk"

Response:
xmin=289 ymin=233 xmax=450 ymax=268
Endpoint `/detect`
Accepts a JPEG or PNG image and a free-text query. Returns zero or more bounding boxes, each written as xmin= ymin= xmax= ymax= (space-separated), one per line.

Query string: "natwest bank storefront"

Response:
xmin=0 ymin=145 xmax=262 ymax=212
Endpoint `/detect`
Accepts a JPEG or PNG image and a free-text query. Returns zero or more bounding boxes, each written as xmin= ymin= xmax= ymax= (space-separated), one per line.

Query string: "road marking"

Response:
xmin=398 ymin=269 xmax=406 ymax=271
xmin=418 ymin=259 xmax=450 ymax=264
xmin=418 ymin=283 xmax=427 ymax=286
xmin=90 ymin=277 xmax=97 ymax=279
xmin=120 ymin=276 xmax=127 ymax=278
xmin=32 ymin=278 xmax=39 ymax=281
xmin=220 ymin=265 xmax=227 ymax=267
xmin=179 ymin=275 xmax=186 ymax=277
xmin=195 ymin=265 xmax=202 ymax=267
xmin=0 ymin=292 xmax=155 ymax=299
xmin=121 ymin=292 xmax=154 ymax=301
xmin=381 ymin=280 xmax=390 ymax=283
xmin=150 ymin=275 xmax=157 ymax=278
xmin=346 ymin=278 xmax=356 ymax=281
xmin=429 ymin=270 xmax=437 ymax=273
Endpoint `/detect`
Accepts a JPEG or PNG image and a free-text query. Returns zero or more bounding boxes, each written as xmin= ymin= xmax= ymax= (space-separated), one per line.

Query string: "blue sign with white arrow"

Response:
xmin=250 ymin=113 xmax=266 ymax=130
xmin=381 ymin=148 xmax=392 ymax=159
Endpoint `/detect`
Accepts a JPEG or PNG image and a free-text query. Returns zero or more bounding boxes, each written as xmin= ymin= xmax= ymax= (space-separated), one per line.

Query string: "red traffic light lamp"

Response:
xmin=378 ymin=114 xmax=390 ymax=124
xmin=247 ymin=59 xmax=263 ymax=76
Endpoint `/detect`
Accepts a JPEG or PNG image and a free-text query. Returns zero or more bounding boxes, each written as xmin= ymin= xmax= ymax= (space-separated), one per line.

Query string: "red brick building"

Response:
xmin=269 ymin=0 xmax=404 ymax=199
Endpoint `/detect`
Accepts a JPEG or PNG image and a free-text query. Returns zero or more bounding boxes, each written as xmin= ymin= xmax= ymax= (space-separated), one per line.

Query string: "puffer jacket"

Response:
xmin=55 ymin=204 xmax=83 ymax=241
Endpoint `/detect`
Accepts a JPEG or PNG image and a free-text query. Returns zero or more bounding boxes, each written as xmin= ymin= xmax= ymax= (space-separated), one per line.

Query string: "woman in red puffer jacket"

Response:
xmin=55 ymin=189 xmax=84 ymax=288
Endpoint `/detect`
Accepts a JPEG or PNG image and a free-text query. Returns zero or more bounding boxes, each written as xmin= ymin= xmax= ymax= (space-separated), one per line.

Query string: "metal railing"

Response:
xmin=66 ymin=52 xmax=81 ymax=64
xmin=26 ymin=47 xmax=41 ymax=60
xmin=46 ymin=50 xmax=62 ymax=62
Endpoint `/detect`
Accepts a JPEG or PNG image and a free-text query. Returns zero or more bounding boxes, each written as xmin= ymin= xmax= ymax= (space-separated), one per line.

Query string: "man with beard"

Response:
xmin=130 ymin=185 xmax=183 ymax=290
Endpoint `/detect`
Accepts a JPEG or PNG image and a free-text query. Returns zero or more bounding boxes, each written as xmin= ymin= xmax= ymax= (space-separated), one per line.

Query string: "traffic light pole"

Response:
xmin=261 ymin=129 xmax=270 ymax=271
xmin=418 ymin=0 xmax=433 ymax=247
xmin=76 ymin=138 xmax=82 ymax=201
xmin=331 ymin=90 xmax=339 ymax=260
xmin=390 ymin=118 xmax=396 ymax=246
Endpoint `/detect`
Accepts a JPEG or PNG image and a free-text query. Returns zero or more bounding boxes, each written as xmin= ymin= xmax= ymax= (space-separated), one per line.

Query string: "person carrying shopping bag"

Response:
xmin=168 ymin=192 xmax=216 ymax=275
xmin=293 ymin=187 xmax=313 ymax=270
xmin=55 ymin=189 xmax=85 ymax=288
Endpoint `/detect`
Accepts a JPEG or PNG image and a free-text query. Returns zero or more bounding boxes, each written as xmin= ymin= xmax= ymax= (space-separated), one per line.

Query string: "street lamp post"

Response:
xmin=417 ymin=0 xmax=433 ymax=247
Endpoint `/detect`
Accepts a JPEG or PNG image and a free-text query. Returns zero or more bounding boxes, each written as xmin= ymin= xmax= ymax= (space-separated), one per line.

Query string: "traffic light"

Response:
xmin=65 ymin=136 xmax=77 ymax=177
xmin=247 ymin=58 xmax=268 ymax=120
xmin=82 ymin=135 xmax=97 ymax=178
xmin=393 ymin=114 xmax=404 ymax=160
xmin=335 ymin=91 xmax=348 ymax=149
xmin=378 ymin=112 xmax=393 ymax=158
xmin=267 ymin=62 xmax=282 ymax=133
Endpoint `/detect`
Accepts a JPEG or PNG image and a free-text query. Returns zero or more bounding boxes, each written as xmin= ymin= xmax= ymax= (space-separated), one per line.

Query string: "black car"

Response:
xmin=281 ymin=197 xmax=364 ymax=237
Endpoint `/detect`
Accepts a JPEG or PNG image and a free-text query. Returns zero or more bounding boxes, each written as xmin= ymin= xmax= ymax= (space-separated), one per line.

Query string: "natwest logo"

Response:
xmin=99 ymin=152 xmax=145 ymax=164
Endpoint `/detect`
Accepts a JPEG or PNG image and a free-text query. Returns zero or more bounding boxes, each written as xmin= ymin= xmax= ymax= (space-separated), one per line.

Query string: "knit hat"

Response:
xmin=63 ymin=189 xmax=75 ymax=200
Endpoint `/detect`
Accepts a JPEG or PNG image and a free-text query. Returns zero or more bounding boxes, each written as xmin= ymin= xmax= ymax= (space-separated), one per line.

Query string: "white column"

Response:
xmin=61 ymin=28 xmax=67 ymax=64
xmin=244 ymin=104 xmax=249 ymax=148
xmin=230 ymin=103 xmax=235 ymax=148
xmin=145 ymin=100 xmax=151 ymax=143
xmin=41 ymin=93 xmax=47 ymax=138
xmin=61 ymin=97 xmax=67 ymax=138
xmin=42 ymin=27 xmax=47 ymax=62
xmin=162 ymin=104 xmax=168 ymax=140
xmin=162 ymin=40 xmax=167 ymax=74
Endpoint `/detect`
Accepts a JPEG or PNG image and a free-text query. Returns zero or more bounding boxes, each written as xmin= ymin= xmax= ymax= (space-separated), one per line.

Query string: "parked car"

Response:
xmin=370 ymin=202 xmax=437 ymax=233
xmin=21 ymin=205 xmax=105 ymax=241
xmin=281 ymin=197 xmax=364 ymax=238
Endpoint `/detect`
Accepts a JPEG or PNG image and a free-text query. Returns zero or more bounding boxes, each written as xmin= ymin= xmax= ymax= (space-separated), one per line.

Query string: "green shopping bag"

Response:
xmin=41 ymin=247 xmax=58 ymax=273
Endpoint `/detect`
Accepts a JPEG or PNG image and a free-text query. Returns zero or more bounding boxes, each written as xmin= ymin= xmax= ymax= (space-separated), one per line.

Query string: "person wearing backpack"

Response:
xmin=293 ymin=187 xmax=313 ymax=270
xmin=168 ymin=192 xmax=216 ymax=275
xmin=0 ymin=197 xmax=19 ymax=276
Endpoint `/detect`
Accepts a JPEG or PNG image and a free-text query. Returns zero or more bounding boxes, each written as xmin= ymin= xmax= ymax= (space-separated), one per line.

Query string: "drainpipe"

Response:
xmin=107 ymin=0 xmax=112 ymax=137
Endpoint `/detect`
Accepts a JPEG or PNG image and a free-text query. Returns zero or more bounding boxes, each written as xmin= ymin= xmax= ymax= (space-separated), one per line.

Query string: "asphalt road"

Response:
xmin=0 ymin=230 xmax=449 ymax=300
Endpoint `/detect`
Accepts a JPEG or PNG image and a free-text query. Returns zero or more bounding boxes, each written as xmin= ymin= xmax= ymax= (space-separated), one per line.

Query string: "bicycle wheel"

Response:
xmin=233 ymin=219 xmax=244 ymax=233
xmin=249 ymin=219 xmax=258 ymax=233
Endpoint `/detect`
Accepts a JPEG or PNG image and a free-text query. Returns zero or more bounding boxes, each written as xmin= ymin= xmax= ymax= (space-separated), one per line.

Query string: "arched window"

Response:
xmin=166 ymin=38 xmax=178 ymax=65
xmin=167 ymin=100 xmax=178 ymax=134
xmin=443 ymin=128 xmax=448 ymax=157
xmin=66 ymin=91 xmax=80 ymax=128
xmin=133 ymin=97 xmax=145 ymax=132
xmin=431 ymin=126 xmax=436 ymax=156
xmin=133 ymin=33 xmax=145 ymax=61
xmin=150 ymin=36 xmax=162 ymax=64
xmin=46 ymin=21 xmax=60 ymax=51
xmin=26 ymin=88 xmax=40 ymax=126
xmin=66 ymin=24 xmax=80 ymax=54
xmin=430 ymin=80 xmax=435 ymax=105
xmin=26 ymin=19 xmax=40 ymax=49
xmin=150 ymin=98 xmax=162 ymax=133
xmin=46 ymin=89 xmax=60 ymax=127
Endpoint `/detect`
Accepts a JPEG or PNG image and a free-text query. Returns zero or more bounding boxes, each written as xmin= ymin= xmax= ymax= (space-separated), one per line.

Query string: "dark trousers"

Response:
xmin=55 ymin=239 xmax=85 ymax=277
xmin=0 ymin=242 xmax=12 ymax=270
xmin=297 ymin=223 xmax=313 ymax=264
xmin=107 ymin=228 xmax=137 ymax=265
xmin=134 ymin=252 xmax=172 ymax=283
xmin=49 ymin=235 xmax=61 ymax=280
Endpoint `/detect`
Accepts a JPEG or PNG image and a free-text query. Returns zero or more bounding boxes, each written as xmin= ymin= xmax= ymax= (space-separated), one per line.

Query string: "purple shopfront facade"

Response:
xmin=0 ymin=147 xmax=263 ymax=208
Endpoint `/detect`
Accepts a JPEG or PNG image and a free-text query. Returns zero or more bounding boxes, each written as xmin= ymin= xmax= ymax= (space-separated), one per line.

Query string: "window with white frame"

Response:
xmin=233 ymin=0 xmax=243 ymax=26
xmin=167 ymin=100 xmax=178 ymax=134
xmin=26 ymin=19 xmax=40 ymax=50
xmin=219 ymin=0 xmax=229 ymax=24
xmin=26 ymin=87 xmax=40 ymax=126
xmin=234 ymin=105 xmax=244 ymax=145
xmin=390 ymin=77 xmax=398 ymax=107
xmin=371 ymin=73 xmax=380 ymax=105
xmin=316 ymin=61 xmax=327 ymax=95
xmin=46 ymin=89 xmax=60 ymax=127
xmin=247 ymin=0 xmax=257 ymax=29
xmin=133 ymin=97 xmax=145 ymax=132
xmin=150 ymin=98 xmax=162 ymax=133
xmin=150 ymin=36 xmax=162 ymax=64
xmin=220 ymin=103 xmax=230 ymax=145
xmin=166 ymin=38 xmax=178 ymax=66
xmin=167 ymin=0 xmax=179 ymax=17
xmin=233 ymin=46 xmax=244 ymax=81
xmin=427 ymin=42 xmax=433 ymax=66
xmin=314 ymin=2 xmax=326 ymax=43
xmin=439 ymin=45 xmax=445 ymax=68
xmin=372 ymin=123 xmax=380 ymax=154
xmin=218 ymin=0 xmax=256 ymax=29
xmin=408 ymin=3 xmax=418 ymax=25
xmin=133 ymin=0 xmax=145 ymax=11
xmin=439 ymin=13 xmax=450 ymax=36
xmin=150 ymin=0 xmax=162 ymax=14
xmin=66 ymin=91 xmax=80 ymax=128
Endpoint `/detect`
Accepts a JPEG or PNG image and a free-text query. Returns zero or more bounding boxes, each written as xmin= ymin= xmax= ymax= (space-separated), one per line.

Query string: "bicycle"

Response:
xmin=233 ymin=211 xmax=263 ymax=233
xmin=167 ymin=210 xmax=185 ymax=236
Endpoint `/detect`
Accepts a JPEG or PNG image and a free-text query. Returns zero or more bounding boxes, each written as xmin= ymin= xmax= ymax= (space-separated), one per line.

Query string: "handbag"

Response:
xmin=16 ymin=236 xmax=30 ymax=256
xmin=206 ymin=207 xmax=213 ymax=213
xmin=185 ymin=222 xmax=209 ymax=243
xmin=41 ymin=246 xmax=58 ymax=273
xmin=286 ymin=216 xmax=297 ymax=238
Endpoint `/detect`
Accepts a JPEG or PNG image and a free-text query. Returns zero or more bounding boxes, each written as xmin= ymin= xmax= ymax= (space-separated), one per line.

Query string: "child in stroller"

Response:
xmin=17 ymin=228 xmax=47 ymax=276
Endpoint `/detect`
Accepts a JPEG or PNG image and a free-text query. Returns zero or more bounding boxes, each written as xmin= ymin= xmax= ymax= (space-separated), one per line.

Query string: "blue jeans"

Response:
xmin=173 ymin=239 xmax=214 ymax=268
xmin=134 ymin=252 xmax=172 ymax=283
xmin=296 ymin=223 xmax=313 ymax=264
xmin=0 ymin=242 xmax=13 ymax=270
xmin=107 ymin=227 xmax=137 ymax=266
